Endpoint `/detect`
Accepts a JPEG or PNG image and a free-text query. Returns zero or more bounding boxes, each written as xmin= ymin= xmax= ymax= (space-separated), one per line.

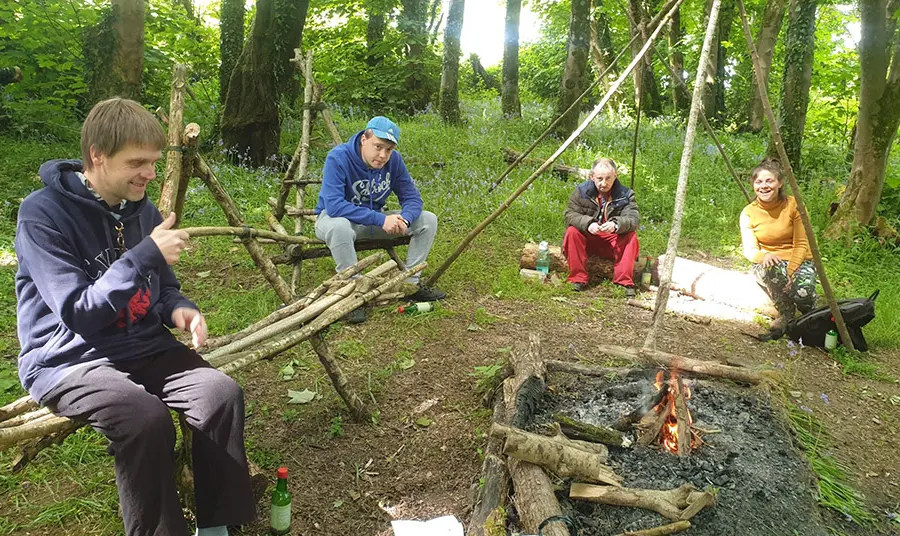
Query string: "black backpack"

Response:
xmin=783 ymin=290 xmax=879 ymax=351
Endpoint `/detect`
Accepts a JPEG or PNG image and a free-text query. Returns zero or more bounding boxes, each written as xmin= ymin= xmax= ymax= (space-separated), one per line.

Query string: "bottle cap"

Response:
xmin=398 ymin=306 xmax=407 ymax=314
xmin=277 ymin=466 xmax=288 ymax=479
xmin=539 ymin=240 xmax=548 ymax=248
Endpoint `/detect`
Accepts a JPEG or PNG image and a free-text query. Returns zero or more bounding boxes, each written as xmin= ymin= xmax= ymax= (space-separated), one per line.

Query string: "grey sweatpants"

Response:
xmin=315 ymin=210 xmax=438 ymax=283
xmin=42 ymin=345 xmax=256 ymax=536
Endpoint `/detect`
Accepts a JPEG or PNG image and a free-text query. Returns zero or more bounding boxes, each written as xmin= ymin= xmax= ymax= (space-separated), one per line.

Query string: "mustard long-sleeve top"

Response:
xmin=739 ymin=196 xmax=812 ymax=276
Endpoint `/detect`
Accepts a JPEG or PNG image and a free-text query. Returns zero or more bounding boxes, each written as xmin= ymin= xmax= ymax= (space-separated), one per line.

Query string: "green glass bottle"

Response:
xmin=397 ymin=302 xmax=434 ymax=315
xmin=641 ymin=257 xmax=653 ymax=289
xmin=270 ymin=466 xmax=291 ymax=535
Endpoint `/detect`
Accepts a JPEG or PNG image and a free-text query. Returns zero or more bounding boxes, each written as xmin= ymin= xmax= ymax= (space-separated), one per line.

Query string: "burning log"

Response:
xmin=553 ymin=414 xmax=631 ymax=448
xmin=490 ymin=423 xmax=621 ymax=486
xmin=638 ymin=398 xmax=673 ymax=447
xmin=637 ymin=371 xmax=701 ymax=455
xmin=612 ymin=382 xmax=669 ymax=432
xmin=596 ymin=344 xmax=772 ymax=385
xmin=569 ymin=482 xmax=716 ymax=521
xmin=614 ymin=520 xmax=692 ymax=536
xmin=672 ymin=375 xmax=692 ymax=457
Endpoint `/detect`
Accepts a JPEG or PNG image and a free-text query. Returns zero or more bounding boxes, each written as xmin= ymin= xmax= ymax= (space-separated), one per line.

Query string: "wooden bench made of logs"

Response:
xmin=272 ymin=236 xmax=412 ymax=266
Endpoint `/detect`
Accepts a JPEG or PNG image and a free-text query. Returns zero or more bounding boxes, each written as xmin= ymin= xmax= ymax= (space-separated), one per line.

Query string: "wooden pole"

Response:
xmin=596 ymin=343 xmax=770 ymax=384
xmin=487 ymin=33 xmax=640 ymax=192
xmin=158 ymin=63 xmax=188 ymax=218
xmin=174 ymin=123 xmax=201 ymax=226
xmin=181 ymin=226 xmax=316 ymax=244
xmin=292 ymin=51 xmax=315 ymax=295
xmin=194 ymin=157 xmax=294 ymax=305
xmin=427 ymin=0 xmax=686 ymax=287
xmin=292 ymin=48 xmax=343 ymax=146
xmin=736 ymin=0 xmax=855 ymax=350
xmin=643 ymin=0 xmax=721 ymax=350
xmin=309 ymin=334 xmax=372 ymax=422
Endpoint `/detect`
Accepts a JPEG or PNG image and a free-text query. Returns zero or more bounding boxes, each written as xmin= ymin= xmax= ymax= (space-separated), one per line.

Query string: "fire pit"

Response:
xmin=532 ymin=368 xmax=832 ymax=536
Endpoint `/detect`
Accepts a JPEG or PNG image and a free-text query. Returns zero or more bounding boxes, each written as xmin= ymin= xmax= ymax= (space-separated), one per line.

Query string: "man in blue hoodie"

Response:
xmin=315 ymin=116 xmax=445 ymax=323
xmin=15 ymin=98 xmax=255 ymax=536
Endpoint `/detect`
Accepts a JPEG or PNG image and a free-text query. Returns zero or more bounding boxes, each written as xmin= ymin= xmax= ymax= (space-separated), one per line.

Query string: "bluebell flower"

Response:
xmin=800 ymin=405 xmax=813 ymax=414
xmin=820 ymin=393 xmax=830 ymax=404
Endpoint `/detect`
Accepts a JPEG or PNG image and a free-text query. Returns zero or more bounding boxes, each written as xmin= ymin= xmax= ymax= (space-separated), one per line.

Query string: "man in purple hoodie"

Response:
xmin=15 ymin=98 xmax=255 ymax=536
xmin=314 ymin=116 xmax=445 ymax=323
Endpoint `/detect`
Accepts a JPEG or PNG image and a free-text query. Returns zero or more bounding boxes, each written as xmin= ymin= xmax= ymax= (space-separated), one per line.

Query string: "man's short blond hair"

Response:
xmin=80 ymin=98 xmax=166 ymax=170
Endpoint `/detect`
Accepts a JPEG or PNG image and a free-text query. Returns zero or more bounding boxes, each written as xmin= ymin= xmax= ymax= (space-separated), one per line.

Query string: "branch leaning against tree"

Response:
xmin=428 ymin=0 xmax=687 ymax=287
xmin=736 ymin=0 xmax=855 ymax=350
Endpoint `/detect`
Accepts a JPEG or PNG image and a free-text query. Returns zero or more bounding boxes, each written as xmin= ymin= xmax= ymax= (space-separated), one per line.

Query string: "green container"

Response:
xmin=270 ymin=466 xmax=291 ymax=535
xmin=824 ymin=329 xmax=838 ymax=350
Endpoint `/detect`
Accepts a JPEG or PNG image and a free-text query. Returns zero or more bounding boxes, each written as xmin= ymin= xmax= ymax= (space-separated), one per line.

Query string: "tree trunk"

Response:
xmin=627 ymin=0 xmax=663 ymax=117
xmin=668 ymin=7 xmax=690 ymax=113
xmin=366 ymin=1 xmax=386 ymax=67
xmin=827 ymin=0 xmax=900 ymax=235
xmin=744 ymin=0 xmax=787 ymax=132
xmin=84 ymin=0 xmax=144 ymax=105
xmin=219 ymin=0 xmax=244 ymax=106
xmin=555 ymin=0 xmax=592 ymax=138
xmin=501 ymin=0 xmax=523 ymax=118
xmin=400 ymin=0 xmax=432 ymax=113
xmin=702 ymin=0 xmax=734 ymax=123
xmin=590 ymin=0 xmax=618 ymax=95
xmin=221 ymin=0 xmax=310 ymax=167
xmin=439 ymin=0 xmax=465 ymax=124
xmin=772 ymin=0 xmax=817 ymax=173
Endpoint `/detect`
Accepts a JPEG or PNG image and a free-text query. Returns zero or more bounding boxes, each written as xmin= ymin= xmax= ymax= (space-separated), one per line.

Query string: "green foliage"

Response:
xmin=787 ymin=402 xmax=875 ymax=526
xmin=329 ymin=415 xmax=345 ymax=437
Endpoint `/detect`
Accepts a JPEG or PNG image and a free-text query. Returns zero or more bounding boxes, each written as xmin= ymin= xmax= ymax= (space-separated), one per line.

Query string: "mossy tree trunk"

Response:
xmin=555 ymin=0 xmax=591 ymax=138
xmin=771 ymin=0 xmax=817 ymax=174
xmin=84 ymin=0 xmax=143 ymax=105
xmin=220 ymin=0 xmax=309 ymax=167
xmin=668 ymin=6 xmax=690 ymax=113
xmin=219 ymin=0 xmax=244 ymax=107
xmin=627 ymin=0 xmax=663 ymax=117
xmin=439 ymin=0 xmax=465 ymax=124
xmin=366 ymin=0 xmax=388 ymax=67
xmin=400 ymin=0 xmax=432 ymax=113
xmin=743 ymin=0 xmax=787 ymax=132
xmin=590 ymin=0 xmax=618 ymax=96
xmin=501 ymin=0 xmax=523 ymax=118
xmin=702 ymin=0 xmax=735 ymax=124
xmin=826 ymin=0 xmax=900 ymax=236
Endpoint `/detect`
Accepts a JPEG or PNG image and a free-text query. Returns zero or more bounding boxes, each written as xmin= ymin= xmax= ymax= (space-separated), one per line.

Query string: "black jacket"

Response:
xmin=564 ymin=179 xmax=640 ymax=234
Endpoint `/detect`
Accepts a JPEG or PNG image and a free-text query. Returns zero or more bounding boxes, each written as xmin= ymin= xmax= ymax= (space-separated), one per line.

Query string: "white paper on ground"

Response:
xmin=391 ymin=515 xmax=464 ymax=536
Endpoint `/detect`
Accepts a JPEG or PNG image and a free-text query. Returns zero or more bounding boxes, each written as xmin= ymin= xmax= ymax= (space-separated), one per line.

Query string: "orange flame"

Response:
xmin=654 ymin=371 xmax=695 ymax=455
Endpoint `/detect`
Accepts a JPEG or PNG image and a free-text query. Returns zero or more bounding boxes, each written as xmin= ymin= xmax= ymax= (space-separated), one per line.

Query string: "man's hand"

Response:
xmin=588 ymin=222 xmax=602 ymax=235
xmin=762 ymin=253 xmax=781 ymax=268
xmin=172 ymin=307 xmax=207 ymax=349
xmin=597 ymin=221 xmax=617 ymax=234
xmin=382 ymin=214 xmax=408 ymax=236
xmin=151 ymin=212 xmax=189 ymax=265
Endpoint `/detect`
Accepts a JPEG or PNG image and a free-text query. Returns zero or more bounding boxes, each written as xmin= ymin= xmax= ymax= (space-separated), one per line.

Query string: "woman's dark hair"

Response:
xmin=750 ymin=157 xmax=786 ymax=200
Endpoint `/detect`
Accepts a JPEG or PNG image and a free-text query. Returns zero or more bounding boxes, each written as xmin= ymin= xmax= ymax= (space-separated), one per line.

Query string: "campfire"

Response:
xmin=638 ymin=370 xmax=703 ymax=456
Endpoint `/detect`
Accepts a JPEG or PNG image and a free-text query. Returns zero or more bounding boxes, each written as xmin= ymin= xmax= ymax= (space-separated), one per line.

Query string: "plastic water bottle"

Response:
xmin=824 ymin=329 xmax=838 ymax=350
xmin=270 ymin=466 xmax=291 ymax=535
xmin=536 ymin=241 xmax=551 ymax=275
xmin=398 ymin=302 xmax=434 ymax=315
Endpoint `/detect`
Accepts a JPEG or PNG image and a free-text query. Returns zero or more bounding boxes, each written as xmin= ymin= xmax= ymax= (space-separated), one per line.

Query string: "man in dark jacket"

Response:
xmin=15 ymin=98 xmax=255 ymax=536
xmin=315 ymin=116 xmax=445 ymax=323
xmin=563 ymin=157 xmax=641 ymax=295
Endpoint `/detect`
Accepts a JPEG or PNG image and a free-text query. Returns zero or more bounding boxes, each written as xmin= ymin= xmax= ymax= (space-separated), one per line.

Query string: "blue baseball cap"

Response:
xmin=366 ymin=116 xmax=400 ymax=145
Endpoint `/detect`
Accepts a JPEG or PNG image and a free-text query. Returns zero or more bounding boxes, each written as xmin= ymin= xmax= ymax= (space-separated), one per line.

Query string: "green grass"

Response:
xmin=787 ymin=403 xmax=875 ymax=527
xmin=829 ymin=347 xmax=893 ymax=381
xmin=1 ymin=95 xmax=899 ymax=534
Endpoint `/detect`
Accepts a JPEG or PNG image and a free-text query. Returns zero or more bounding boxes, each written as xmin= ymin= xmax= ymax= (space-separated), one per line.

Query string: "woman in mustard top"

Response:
xmin=740 ymin=158 xmax=818 ymax=328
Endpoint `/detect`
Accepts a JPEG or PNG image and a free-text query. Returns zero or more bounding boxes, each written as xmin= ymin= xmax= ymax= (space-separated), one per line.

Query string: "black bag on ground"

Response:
xmin=783 ymin=290 xmax=879 ymax=351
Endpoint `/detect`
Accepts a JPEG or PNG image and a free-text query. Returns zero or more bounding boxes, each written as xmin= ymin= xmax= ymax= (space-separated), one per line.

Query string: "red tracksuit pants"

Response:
xmin=562 ymin=226 xmax=640 ymax=286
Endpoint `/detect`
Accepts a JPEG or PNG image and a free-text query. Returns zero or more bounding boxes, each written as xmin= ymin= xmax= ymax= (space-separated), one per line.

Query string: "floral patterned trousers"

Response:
xmin=751 ymin=259 xmax=818 ymax=318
